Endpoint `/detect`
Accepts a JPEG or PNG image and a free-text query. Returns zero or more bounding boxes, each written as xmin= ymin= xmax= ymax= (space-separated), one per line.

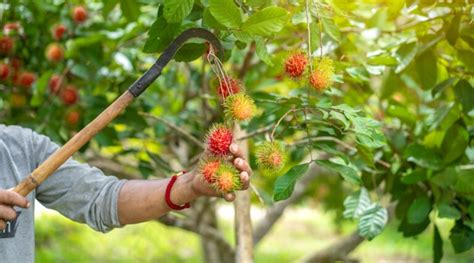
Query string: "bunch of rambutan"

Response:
xmin=283 ymin=52 xmax=335 ymax=91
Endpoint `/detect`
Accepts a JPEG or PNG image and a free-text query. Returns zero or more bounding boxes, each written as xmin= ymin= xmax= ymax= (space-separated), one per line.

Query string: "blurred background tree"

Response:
xmin=0 ymin=0 xmax=473 ymax=262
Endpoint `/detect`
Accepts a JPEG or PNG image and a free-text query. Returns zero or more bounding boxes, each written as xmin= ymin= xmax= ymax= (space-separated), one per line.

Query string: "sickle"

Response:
xmin=13 ymin=28 xmax=224 ymax=197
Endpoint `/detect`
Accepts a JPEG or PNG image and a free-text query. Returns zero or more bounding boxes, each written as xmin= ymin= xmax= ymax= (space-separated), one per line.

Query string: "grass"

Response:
xmin=35 ymin=205 xmax=474 ymax=262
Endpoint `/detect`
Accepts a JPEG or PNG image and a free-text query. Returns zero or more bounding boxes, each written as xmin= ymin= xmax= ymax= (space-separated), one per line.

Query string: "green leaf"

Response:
xmin=316 ymin=160 xmax=360 ymax=185
xmin=120 ymin=0 xmax=140 ymax=22
xmin=367 ymin=54 xmax=398 ymax=66
xmin=454 ymin=79 xmax=474 ymax=114
xmin=203 ymin=9 xmax=226 ymax=30
xmin=407 ymin=196 xmax=432 ymax=224
xmin=446 ymin=13 xmax=461 ymax=46
xmin=255 ymin=37 xmax=273 ymax=66
xmin=329 ymin=110 xmax=350 ymax=130
xmin=273 ymin=163 xmax=309 ymax=202
xmin=401 ymin=169 xmax=427 ymax=184
xmin=416 ymin=50 xmax=437 ymax=90
xmin=343 ymin=187 xmax=371 ymax=219
xmin=403 ymin=143 xmax=442 ymax=170
xmin=358 ymin=203 xmax=388 ymax=240
xmin=432 ymin=77 xmax=456 ymax=97
xmin=437 ymin=203 xmax=461 ymax=220
xmin=321 ymin=17 xmax=341 ymax=43
xmin=433 ymin=225 xmax=443 ymax=263
xmin=209 ymin=0 xmax=242 ymax=29
xmin=450 ymin=222 xmax=474 ymax=253
xmin=241 ymin=7 xmax=289 ymax=36
xmin=30 ymin=71 xmax=52 ymax=107
xmin=395 ymin=42 xmax=417 ymax=73
xmin=103 ymin=0 xmax=119 ymax=18
xmin=174 ymin=43 xmax=206 ymax=62
xmin=441 ymin=124 xmax=469 ymax=164
xmin=458 ymin=49 xmax=474 ymax=71
xmin=163 ymin=0 xmax=194 ymax=23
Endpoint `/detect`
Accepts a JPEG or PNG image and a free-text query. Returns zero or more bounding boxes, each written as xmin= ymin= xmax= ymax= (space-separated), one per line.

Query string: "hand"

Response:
xmin=190 ymin=143 xmax=252 ymax=202
xmin=0 ymin=189 xmax=30 ymax=230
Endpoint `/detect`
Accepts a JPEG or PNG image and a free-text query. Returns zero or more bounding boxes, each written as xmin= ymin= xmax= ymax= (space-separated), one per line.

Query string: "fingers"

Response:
xmin=234 ymin=158 xmax=251 ymax=175
xmin=0 ymin=189 xmax=30 ymax=208
xmin=0 ymin=219 xmax=5 ymax=231
xmin=230 ymin=144 xmax=244 ymax=159
xmin=240 ymin=172 xmax=250 ymax=190
xmin=0 ymin=205 xmax=17 ymax=221
xmin=223 ymin=193 xmax=235 ymax=202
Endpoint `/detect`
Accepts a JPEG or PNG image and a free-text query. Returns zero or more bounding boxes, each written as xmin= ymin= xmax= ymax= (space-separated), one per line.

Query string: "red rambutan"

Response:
xmin=284 ymin=52 xmax=308 ymax=78
xmin=217 ymin=77 xmax=241 ymax=98
xmin=205 ymin=124 xmax=233 ymax=156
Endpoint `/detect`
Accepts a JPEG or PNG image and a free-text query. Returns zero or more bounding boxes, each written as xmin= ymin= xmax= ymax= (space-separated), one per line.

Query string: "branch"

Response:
xmin=238 ymin=42 xmax=256 ymax=79
xmin=299 ymin=230 xmax=364 ymax=263
xmin=236 ymin=124 xmax=273 ymax=141
xmin=253 ymin=163 xmax=324 ymax=245
xmin=139 ymin=112 xmax=205 ymax=149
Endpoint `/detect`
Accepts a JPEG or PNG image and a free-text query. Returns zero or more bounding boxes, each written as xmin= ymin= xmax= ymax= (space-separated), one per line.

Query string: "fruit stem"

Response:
xmin=305 ymin=0 xmax=314 ymax=74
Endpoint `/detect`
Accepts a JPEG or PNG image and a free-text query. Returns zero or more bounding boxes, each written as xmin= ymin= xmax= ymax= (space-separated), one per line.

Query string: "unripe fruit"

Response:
xmin=224 ymin=93 xmax=256 ymax=121
xmin=309 ymin=57 xmax=334 ymax=91
xmin=0 ymin=64 xmax=9 ymax=80
xmin=18 ymin=71 xmax=36 ymax=88
xmin=199 ymin=157 xmax=222 ymax=184
xmin=217 ymin=77 xmax=241 ymax=98
xmin=46 ymin=43 xmax=64 ymax=62
xmin=61 ymin=86 xmax=79 ymax=105
xmin=49 ymin=74 xmax=63 ymax=94
xmin=256 ymin=141 xmax=285 ymax=173
xmin=66 ymin=111 xmax=80 ymax=125
xmin=52 ymin=24 xmax=67 ymax=40
xmin=212 ymin=162 xmax=241 ymax=193
xmin=206 ymin=124 xmax=233 ymax=156
xmin=285 ymin=52 xmax=307 ymax=78
xmin=0 ymin=36 xmax=13 ymax=54
xmin=72 ymin=6 xmax=88 ymax=23
xmin=11 ymin=93 xmax=26 ymax=108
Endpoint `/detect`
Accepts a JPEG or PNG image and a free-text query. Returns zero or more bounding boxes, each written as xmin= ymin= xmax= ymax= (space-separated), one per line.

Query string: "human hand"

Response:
xmin=0 ymin=189 xmax=30 ymax=230
xmin=190 ymin=143 xmax=252 ymax=202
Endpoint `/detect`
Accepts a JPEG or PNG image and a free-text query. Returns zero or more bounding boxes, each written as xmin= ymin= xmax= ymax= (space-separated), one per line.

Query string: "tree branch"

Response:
xmin=238 ymin=42 xmax=256 ymax=79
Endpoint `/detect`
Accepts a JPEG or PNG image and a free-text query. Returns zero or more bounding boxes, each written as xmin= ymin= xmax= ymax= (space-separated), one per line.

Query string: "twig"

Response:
xmin=139 ymin=112 xmax=205 ymax=149
xmin=236 ymin=124 xmax=273 ymax=141
xmin=270 ymin=108 xmax=300 ymax=141
xmin=238 ymin=42 xmax=256 ymax=79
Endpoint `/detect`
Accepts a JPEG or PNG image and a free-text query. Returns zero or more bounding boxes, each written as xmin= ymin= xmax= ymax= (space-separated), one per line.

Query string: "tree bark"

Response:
xmin=233 ymin=126 xmax=253 ymax=263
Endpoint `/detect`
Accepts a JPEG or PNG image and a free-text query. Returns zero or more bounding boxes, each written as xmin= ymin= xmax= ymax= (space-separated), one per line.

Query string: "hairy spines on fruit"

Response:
xmin=284 ymin=52 xmax=308 ymax=78
xmin=224 ymin=93 xmax=256 ymax=122
xmin=309 ymin=57 xmax=334 ymax=91
xmin=217 ymin=77 xmax=241 ymax=98
xmin=205 ymin=123 xmax=233 ymax=156
xmin=73 ymin=6 xmax=88 ymax=23
xmin=199 ymin=157 xmax=222 ymax=184
xmin=256 ymin=141 xmax=285 ymax=173
xmin=212 ymin=162 xmax=241 ymax=193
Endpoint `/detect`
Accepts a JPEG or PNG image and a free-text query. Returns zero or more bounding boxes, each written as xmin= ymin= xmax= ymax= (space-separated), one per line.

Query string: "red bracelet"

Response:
xmin=165 ymin=171 xmax=191 ymax=210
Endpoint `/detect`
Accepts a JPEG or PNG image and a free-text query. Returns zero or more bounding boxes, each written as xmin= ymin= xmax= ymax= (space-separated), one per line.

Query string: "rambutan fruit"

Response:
xmin=256 ymin=141 xmax=285 ymax=173
xmin=73 ymin=6 xmax=88 ymax=23
xmin=18 ymin=71 xmax=36 ymax=88
xmin=284 ymin=52 xmax=308 ymax=78
xmin=52 ymin=24 xmax=67 ymax=40
xmin=66 ymin=110 xmax=80 ymax=125
xmin=205 ymin=124 xmax=233 ymax=156
xmin=224 ymin=93 xmax=256 ymax=122
xmin=217 ymin=77 xmax=241 ymax=98
xmin=0 ymin=36 xmax=14 ymax=54
xmin=212 ymin=162 xmax=242 ymax=193
xmin=46 ymin=43 xmax=64 ymax=62
xmin=0 ymin=63 xmax=9 ymax=80
xmin=49 ymin=74 xmax=63 ymax=94
xmin=309 ymin=57 xmax=334 ymax=91
xmin=61 ymin=85 xmax=79 ymax=105
xmin=199 ymin=157 xmax=222 ymax=184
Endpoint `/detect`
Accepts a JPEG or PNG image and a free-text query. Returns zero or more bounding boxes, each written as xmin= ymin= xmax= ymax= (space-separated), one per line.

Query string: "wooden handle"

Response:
xmin=13 ymin=91 xmax=135 ymax=196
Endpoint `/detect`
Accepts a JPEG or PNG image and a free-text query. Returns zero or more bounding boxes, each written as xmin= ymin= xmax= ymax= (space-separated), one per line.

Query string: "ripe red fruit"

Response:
xmin=206 ymin=124 xmax=233 ymax=156
xmin=49 ymin=75 xmax=63 ymax=94
xmin=18 ymin=72 xmax=36 ymax=88
xmin=217 ymin=77 xmax=241 ymax=98
xmin=46 ymin=43 xmax=64 ymax=62
xmin=285 ymin=53 xmax=308 ymax=78
xmin=66 ymin=111 xmax=80 ymax=125
xmin=0 ymin=36 xmax=14 ymax=54
xmin=3 ymin=22 xmax=20 ymax=35
xmin=72 ymin=6 xmax=88 ymax=23
xmin=256 ymin=141 xmax=285 ymax=173
xmin=61 ymin=86 xmax=79 ymax=105
xmin=212 ymin=162 xmax=241 ymax=193
xmin=10 ymin=57 xmax=21 ymax=70
xmin=0 ymin=64 xmax=9 ymax=80
xmin=199 ymin=157 xmax=222 ymax=184
xmin=52 ymin=24 xmax=67 ymax=40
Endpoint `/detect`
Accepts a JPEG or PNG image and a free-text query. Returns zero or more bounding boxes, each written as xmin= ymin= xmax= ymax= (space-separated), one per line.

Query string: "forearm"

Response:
xmin=117 ymin=171 xmax=198 ymax=225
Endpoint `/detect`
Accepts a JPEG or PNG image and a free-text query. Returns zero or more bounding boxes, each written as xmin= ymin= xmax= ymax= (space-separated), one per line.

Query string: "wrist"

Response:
xmin=181 ymin=171 xmax=200 ymax=200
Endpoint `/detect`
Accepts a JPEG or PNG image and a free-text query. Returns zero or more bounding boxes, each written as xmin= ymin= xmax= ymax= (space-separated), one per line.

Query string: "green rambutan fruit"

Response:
xmin=224 ymin=92 xmax=256 ymax=122
xmin=256 ymin=141 xmax=286 ymax=173
xmin=212 ymin=162 xmax=242 ymax=193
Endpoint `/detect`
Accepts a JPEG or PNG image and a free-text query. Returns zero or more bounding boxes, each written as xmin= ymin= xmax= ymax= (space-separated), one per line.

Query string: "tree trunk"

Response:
xmin=233 ymin=126 xmax=253 ymax=263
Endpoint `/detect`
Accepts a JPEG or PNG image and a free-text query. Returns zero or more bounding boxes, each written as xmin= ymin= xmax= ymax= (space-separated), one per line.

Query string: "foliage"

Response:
xmin=1 ymin=0 xmax=473 ymax=261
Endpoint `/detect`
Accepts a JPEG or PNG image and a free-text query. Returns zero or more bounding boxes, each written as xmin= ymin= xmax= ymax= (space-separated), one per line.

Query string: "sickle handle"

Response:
xmin=13 ymin=28 xmax=223 ymax=197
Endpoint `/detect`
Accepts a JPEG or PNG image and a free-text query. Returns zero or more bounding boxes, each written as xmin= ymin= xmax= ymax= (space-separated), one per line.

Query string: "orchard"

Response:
xmin=1 ymin=0 xmax=473 ymax=262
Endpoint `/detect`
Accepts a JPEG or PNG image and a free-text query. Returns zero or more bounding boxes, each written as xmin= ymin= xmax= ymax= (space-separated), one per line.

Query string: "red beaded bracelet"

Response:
xmin=165 ymin=171 xmax=191 ymax=210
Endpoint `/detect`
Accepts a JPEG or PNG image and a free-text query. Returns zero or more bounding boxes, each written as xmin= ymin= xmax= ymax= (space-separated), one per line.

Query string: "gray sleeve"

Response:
xmin=31 ymin=131 xmax=126 ymax=233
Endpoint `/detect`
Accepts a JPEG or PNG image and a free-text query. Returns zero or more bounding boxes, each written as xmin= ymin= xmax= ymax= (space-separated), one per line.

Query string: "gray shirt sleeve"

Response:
xmin=31 ymin=130 xmax=126 ymax=233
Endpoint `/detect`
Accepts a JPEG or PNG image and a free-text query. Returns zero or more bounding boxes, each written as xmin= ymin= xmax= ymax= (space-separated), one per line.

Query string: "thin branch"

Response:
xmin=236 ymin=124 xmax=273 ymax=141
xmin=238 ymin=42 xmax=256 ymax=79
xmin=270 ymin=108 xmax=299 ymax=141
xmin=140 ymin=112 xmax=205 ymax=149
